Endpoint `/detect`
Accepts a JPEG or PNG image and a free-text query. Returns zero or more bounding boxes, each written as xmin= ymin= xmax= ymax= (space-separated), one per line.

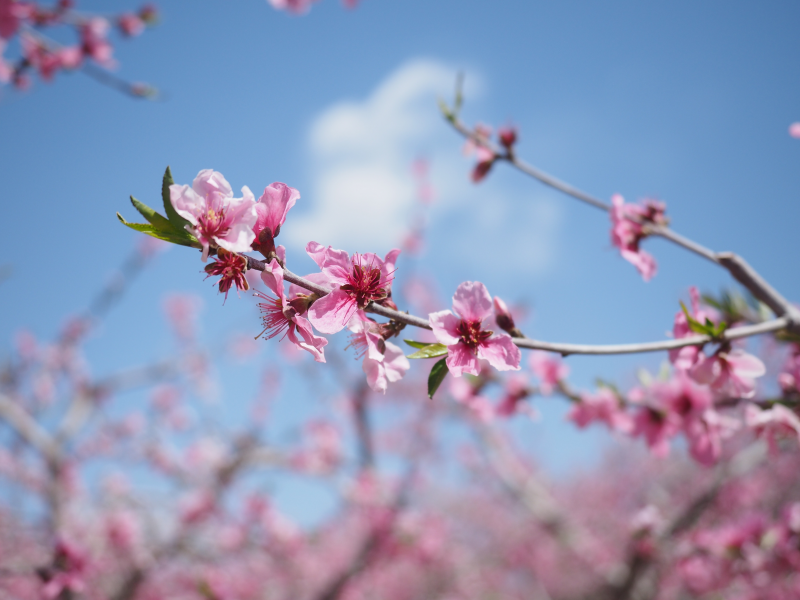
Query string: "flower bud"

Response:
xmin=493 ymin=296 xmax=523 ymax=337
xmin=498 ymin=126 xmax=517 ymax=150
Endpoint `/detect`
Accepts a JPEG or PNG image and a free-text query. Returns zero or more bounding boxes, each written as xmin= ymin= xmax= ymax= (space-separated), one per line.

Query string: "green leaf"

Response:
xmin=680 ymin=301 xmax=712 ymax=335
xmin=404 ymin=340 xmax=430 ymax=350
xmin=161 ymin=166 xmax=191 ymax=229
xmin=117 ymin=213 xmax=200 ymax=248
xmin=427 ymin=358 xmax=449 ymax=399
xmin=130 ymin=196 xmax=174 ymax=230
xmin=406 ymin=343 xmax=448 ymax=359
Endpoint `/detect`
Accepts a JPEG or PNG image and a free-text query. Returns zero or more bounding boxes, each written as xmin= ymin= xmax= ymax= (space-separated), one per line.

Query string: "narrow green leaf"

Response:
xmin=407 ymin=343 xmax=448 ymax=359
xmin=117 ymin=213 xmax=200 ymax=248
xmin=681 ymin=301 xmax=712 ymax=335
xmin=427 ymin=358 xmax=449 ymax=399
xmin=161 ymin=166 xmax=191 ymax=229
xmin=130 ymin=196 xmax=174 ymax=230
xmin=404 ymin=339 xmax=429 ymax=350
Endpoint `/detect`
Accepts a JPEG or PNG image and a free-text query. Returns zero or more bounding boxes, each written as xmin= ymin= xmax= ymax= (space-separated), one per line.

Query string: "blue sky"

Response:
xmin=1 ymin=0 xmax=799 ymax=523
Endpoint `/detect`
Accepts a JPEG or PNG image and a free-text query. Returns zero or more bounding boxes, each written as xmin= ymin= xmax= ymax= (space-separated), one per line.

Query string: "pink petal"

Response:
xmin=724 ymin=349 xmax=766 ymax=379
xmin=260 ymin=259 xmax=285 ymax=299
xmin=445 ymin=342 xmax=480 ymax=377
xmin=478 ymin=335 xmax=521 ymax=372
xmin=169 ymin=184 xmax=202 ymax=225
xmin=255 ymin=182 xmax=300 ymax=237
xmin=452 ymin=281 xmax=493 ymax=322
xmin=288 ymin=316 xmax=327 ymax=363
xmin=362 ymin=356 xmax=388 ymax=393
xmin=192 ymin=169 xmax=233 ymax=200
xmin=691 ymin=354 xmax=720 ymax=386
xmin=307 ymin=290 xmax=357 ymax=334
xmin=383 ymin=341 xmax=410 ymax=383
xmin=429 ymin=310 xmax=461 ymax=346
xmin=306 ymin=241 xmax=327 ymax=268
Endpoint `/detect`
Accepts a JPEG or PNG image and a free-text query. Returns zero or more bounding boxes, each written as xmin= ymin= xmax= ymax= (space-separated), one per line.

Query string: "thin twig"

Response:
xmin=244 ymin=255 xmax=790 ymax=357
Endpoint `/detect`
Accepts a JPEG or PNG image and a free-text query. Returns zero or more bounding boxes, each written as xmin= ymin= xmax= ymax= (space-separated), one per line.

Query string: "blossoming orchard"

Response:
xmin=2 ymin=1 xmax=800 ymax=599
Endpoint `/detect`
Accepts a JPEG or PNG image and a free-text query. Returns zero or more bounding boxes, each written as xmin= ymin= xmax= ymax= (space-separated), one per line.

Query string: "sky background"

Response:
xmin=1 ymin=0 xmax=799 ymax=524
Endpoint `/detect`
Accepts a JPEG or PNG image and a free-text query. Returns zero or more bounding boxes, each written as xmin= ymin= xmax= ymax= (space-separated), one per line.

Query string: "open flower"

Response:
xmin=691 ymin=348 xmax=765 ymax=398
xmin=429 ymin=281 xmax=521 ymax=377
xmin=204 ymin=248 xmax=249 ymax=302
xmin=568 ymin=387 xmax=633 ymax=433
xmin=745 ymin=403 xmax=800 ymax=454
xmin=346 ymin=312 xmax=409 ymax=393
xmin=306 ymin=242 xmax=400 ymax=334
xmin=252 ymin=182 xmax=299 ymax=258
xmin=170 ymin=169 xmax=258 ymax=261
xmin=609 ymin=194 xmax=667 ymax=281
xmin=255 ymin=258 xmax=327 ymax=362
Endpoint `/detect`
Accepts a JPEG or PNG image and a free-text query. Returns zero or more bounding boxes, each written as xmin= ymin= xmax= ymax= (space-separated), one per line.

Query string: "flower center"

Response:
xmin=198 ymin=207 xmax=230 ymax=239
xmin=254 ymin=292 xmax=292 ymax=341
xmin=339 ymin=257 xmax=389 ymax=308
xmin=456 ymin=320 xmax=492 ymax=351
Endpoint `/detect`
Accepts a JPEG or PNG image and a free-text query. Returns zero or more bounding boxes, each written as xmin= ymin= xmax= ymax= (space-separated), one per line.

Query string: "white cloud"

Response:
xmin=289 ymin=58 xmax=561 ymax=277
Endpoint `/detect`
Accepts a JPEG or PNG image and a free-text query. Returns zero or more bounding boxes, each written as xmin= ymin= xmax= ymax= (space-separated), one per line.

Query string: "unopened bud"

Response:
xmin=493 ymin=296 xmax=523 ymax=337
xmin=288 ymin=293 xmax=319 ymax=317
xmin=498 ymin=126 xmax=517 ymax=150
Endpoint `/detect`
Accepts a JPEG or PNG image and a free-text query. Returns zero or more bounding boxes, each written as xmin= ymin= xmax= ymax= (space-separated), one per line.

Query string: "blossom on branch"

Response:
xmin=204 ymin=248 xmax=249 ymax=302
xmin=567 ymin=387 xmax=633 ymax=433
xmin=255 ymin=258 xmax=327 ymax=362
xmin=306 ymin=242 xmax=399 ymax=334
xmin=346 ymin=311 xmax=409 ymax=393
xmin=669 ymin=286 xmax=715 ymax=371
xmin=429 ymin=281 xmax=521 ymax=377
xmin=745 ymin=403 xmax=800 ymax=454
xmin=252 ymin=181 xmax=299 ymax=259
xmin=609 ymin=193 xmax=667 ymax=281
xmin=170 ymin=169 xmax=258 ymax=261
xmin=690 ymin=347 xmax=765 ymax=399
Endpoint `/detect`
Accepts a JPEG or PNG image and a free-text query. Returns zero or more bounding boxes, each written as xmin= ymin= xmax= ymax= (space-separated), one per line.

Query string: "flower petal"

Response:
xmin=307 ymin=290 xmax=357 ymax=334
xmin=479 ymin=334 xmax=521 ymax=372
xmin=446 ymin=342 xmax=480 ymax=377
xmin=429 ymin=310 xmax=460 ymax=346
xmin=452 ymin=281 xmax=493 ymax=322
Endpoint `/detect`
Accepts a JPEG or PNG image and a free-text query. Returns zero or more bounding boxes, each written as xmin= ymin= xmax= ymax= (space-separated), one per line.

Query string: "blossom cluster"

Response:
xmin=0 ymin=0 xmax=157 ymax=92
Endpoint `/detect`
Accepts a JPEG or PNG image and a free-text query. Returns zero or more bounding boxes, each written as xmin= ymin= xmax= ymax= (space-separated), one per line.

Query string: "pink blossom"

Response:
xmin=255 ymin=258 xmax=327 ymax=363
xmin=529 ymin=351 xmax=569 ymax=395
xmin=292 ymin=420 xmax=342 ymax=473
xmin=306 ymin=243 xmax=399 ymax=334
xmin=204 ymin=248 xmax=249 ymax=302
xmin=0 ymin=39 xmax=11 ymax=83
xmin=495 ymin=374 xmax=531 ymax=418
xmin=118 ymin=13 xmax=145 ymax=37
xmin=252 ymin=182 xmax=299 ymax=257
xmin=497 ymin=126 xmax=518 ymax=150
xmin=41 ymin=538 xmax=88 ymax=599
xmin=449 ymin=373 xmax=495 ymax=421
xmin=567 ymin=388 xmax=633 ymax=433
xmin=745 ymin=403 xmax=800 ymax=453
xmin=668 ymin=286 xmax=714 ymax=371
xmin=0 ymin=0 xmax=32 ymax=39
xmin=684 ymin=408 xmax=739 ymax=466
xmin=105 ymin=511 xmax=140 ymax=551
xmin=429 ymin=281 xmax=521 ymax=377
xmin=346 ymin=312 xmax=409 ymax=393
xmin=609 ymin=194 xmax=666 ymax=281
xmin=493 ymin=295 xmax=521 ymax=336
xmin=462 ymin=123 xmax=492 ymax=156
xmin=170 ymin=169 xmax=258 ymax=261
xmin=80 ymin=17 xmax=114 ymax=66
xmin=789 ymin=123 xmax=800 ymax=139
xmin=691 ymin=348 xmax=765 ymax=398
xmin=268 ymin=0 xmax=318 ymax=15
xmin=632 ymin=404 xmax=681 ymax=458
xmin=471 ymin=146 xmax=496 ymax=183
